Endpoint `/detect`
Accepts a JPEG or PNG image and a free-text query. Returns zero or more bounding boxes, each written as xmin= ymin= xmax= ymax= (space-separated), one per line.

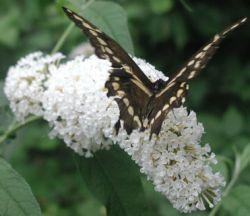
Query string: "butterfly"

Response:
xmin=63 ymin=7 xmax=247 ymax=138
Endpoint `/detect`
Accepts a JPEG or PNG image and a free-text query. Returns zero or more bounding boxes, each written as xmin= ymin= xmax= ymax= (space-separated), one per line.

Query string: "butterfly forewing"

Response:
xmin=162 ymin=17 xmax=247 ymax=91
xmin=63 ymin=7 xmax=154 ymax=89
xmin=63 ymin=7 xmax=155 ymax=133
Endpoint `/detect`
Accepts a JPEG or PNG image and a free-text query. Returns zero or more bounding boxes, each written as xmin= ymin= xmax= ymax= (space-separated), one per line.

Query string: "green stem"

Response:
xmin=179 ymin=0 xmax=193 ymax=12
xmin=51 ymin=23 xmax=74 ymax=54
xmin=51 ymin=0 xmax=95 ymax=54
xmin=209 ymin=155 xmax=241 ymax=216
xmin=0 ymin=116 xmax=42 ymax=145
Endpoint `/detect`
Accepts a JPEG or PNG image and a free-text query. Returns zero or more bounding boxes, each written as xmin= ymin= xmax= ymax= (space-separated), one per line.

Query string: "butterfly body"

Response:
xmin=63 ymin=7 xmax=247 ymax=138
xmin=153 ymin=79 xmax=167 ymax=92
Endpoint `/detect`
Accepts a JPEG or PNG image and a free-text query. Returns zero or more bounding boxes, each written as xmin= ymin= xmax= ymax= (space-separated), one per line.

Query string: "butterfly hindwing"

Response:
xmin=148 ymin=81 xmax=188 ymax=136
xmin=105 ymin=68 xmax=153 ymax=133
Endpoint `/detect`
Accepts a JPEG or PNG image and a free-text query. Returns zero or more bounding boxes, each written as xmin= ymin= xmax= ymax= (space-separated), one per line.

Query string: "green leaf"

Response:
xmin=18 ymin=121 xmax=60 ymax=151
xmin=189 ymin=80 xmax=208 ymax=107
xmin=57 ymin=0 xmax=88 ymax=9
xmin=212 ymin=156 xmax=229 ymax=181
xmin=77 ymin=146 xmax=148 ymax=216
xmin=85 ymin=1 xmax=134 ymax=55
xmin=0 ymin=81 xmax=11 ymax=134
xmin=198 ymin=113 xmax=226 ymax=151
xmin=170 ymin=14 xmax=188 ymax=49
xmin=239 ymin=144 xmax=250 ymax=172
xmin=0 ymin=157 xmax=42 ymax=216
xmin=76 ymin=199 xmax=104 ymax=216
xmin=146 ymin=17 xmax=170 ymax=43
xmin=0 ymin=9 xmax=20 ymax=47
xmin=222 ymin=106 xmax=243 ymax=137
xmin=65 ymin=0 xmax=134 ymax=54
xmin=0 ymin=81 xmax=8 ymax=107
xmin=149 ymin=0 xmax=174 ymax=14
xmin=222 ymin=185 xmax=250 ymax=216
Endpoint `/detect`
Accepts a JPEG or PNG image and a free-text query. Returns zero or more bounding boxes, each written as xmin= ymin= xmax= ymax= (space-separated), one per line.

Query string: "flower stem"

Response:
xmin=51 ymin=23 xmax=74 ymax=54
xmin=0 ymin=116 xmax=42 ymax=145
xmin=209 ymin=155 xmax=241 ymax=216
xmin=51 ymin=0 xmax=95 ymax=54
xmin=179 ymin=0 xmax=193 ymax=12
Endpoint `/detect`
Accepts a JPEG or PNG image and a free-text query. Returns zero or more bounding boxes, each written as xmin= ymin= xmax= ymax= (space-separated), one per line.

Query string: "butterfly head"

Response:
xmin=153 ymin=79 xmax=166 ymax=92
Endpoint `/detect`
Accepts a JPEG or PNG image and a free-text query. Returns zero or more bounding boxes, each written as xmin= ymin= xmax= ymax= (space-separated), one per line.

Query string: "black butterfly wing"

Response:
xmin=165 ymin=17 xmax=247 ymax=87
xmin=147 ymin=81 xmax=188 ymax=137
xmin=63 ymin=7 xmax=154 ymax=134
xmin=105 ymin=67 xmax=154 ymax=133
xmin=149 ymin=17 xmax=247 ymax=137
xmin=63 ymin=7 xmax=154 ymax=88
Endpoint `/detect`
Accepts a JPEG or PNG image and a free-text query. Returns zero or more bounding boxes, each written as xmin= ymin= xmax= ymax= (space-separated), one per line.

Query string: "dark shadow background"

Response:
xmin=0 ymin=0 xmax=249 ymax=215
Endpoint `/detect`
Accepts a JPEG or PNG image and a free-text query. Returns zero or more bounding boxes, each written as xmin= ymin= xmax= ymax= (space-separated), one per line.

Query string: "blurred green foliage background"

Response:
xmin=0 ymin=0 xmax=249 ymax=215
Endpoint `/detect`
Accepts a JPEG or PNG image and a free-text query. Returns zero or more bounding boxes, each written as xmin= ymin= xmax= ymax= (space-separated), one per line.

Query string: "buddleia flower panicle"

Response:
xmin=4 ymin=52 xmax=64 ymax=121
xmin=42 ymin=55 xmax=119 ymax=156
xmin=112 ymin=107 xmax=225 ymax=212
xmin=4 ymin=52 xmax=225 ymax=212
xmin=41 ymin=54 xmax=166 ymax=156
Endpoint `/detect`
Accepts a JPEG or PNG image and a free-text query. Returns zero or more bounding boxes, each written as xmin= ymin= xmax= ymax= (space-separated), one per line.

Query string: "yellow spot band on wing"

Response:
xmin=131 ymin=79 xmax=153 ymax=96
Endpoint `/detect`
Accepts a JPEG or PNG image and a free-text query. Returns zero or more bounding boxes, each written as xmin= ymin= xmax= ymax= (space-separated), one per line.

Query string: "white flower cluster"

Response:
xmin=42 ymin=55 xmax=119 ymax=156
xmin=4 ymin=52 xmax=225 ymax=212
xmin=4 ymin=52 xmax=64 ymax=121
xmin=113 ymin=108 xmax=225 ymax=212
